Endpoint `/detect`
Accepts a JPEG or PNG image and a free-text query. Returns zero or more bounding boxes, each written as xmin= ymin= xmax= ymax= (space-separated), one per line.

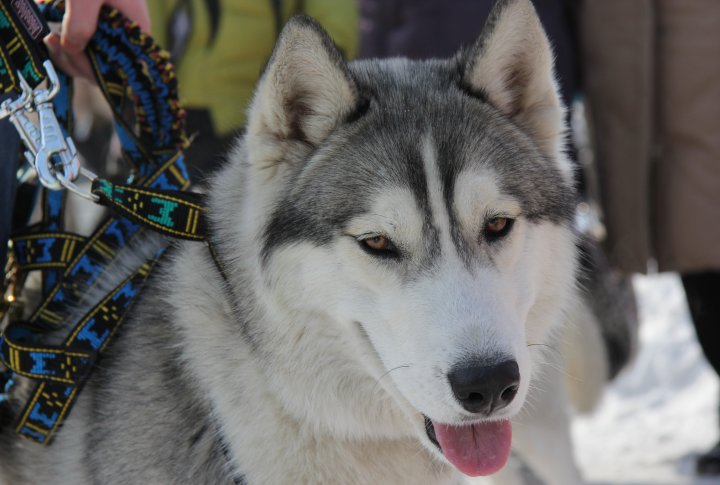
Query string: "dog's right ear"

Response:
xmin=459 ymin=0 xmax=565 ymax=160
xmin=245 ymin=16 xmax=358 ymax=174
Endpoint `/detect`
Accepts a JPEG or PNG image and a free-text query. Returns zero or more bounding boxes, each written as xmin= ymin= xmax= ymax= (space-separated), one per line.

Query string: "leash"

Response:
xmin=0 ymin=0 xmax=48 ymax=94
xmin=0 ymin=5 xmax=247 ymax=482
xmin=0 ymin=0 xmax=210 ymax=445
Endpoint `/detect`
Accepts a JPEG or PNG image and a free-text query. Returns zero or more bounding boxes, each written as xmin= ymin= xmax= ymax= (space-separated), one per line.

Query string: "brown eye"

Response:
xmin=484 ymin=217 xmax=514 ymax=241
xmin=364 ymin=236 xmax=390 ymax=251
xmin=359 ymin=235 xmax=400 ymax=258
xmin=486 ymin=217 xmax=508 ymax=234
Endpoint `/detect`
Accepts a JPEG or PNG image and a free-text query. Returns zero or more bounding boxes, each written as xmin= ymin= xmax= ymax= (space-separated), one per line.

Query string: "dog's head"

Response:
xmin=216 ymin=0 xmax=577 ymax=477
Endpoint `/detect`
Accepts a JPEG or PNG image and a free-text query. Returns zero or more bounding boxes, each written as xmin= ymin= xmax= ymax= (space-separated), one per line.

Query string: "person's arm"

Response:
xmin=40 ymin=0 xmax=149 ymax=80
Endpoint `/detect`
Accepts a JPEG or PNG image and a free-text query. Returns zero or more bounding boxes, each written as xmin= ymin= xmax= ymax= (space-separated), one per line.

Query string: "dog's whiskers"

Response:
xmin=532 ymin=359 xmax=576 ymax=380
xmin=527 ymin=342 xmax=558 ymax=351
xmin=371 ymin=364 xmax=411 ymax=395
xmin=527 ymin=342 xmax=563 ymax=360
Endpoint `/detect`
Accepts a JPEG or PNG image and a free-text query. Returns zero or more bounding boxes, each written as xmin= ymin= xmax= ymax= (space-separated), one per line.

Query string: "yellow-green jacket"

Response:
xmin=149 ymin=0 xmax=358 ymax=137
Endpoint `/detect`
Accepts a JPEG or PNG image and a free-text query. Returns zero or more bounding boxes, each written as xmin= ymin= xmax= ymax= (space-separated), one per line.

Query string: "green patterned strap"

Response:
xmin=91 ymin=178 xmax=207 ymax=241
xmin=0 ymin=0 xmax=49 ymax=93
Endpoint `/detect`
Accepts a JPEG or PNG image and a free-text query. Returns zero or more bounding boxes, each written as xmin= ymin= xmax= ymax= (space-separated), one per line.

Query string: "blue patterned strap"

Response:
xmin=91 ymin=178 xmax=207 ymax=241
xmin=13 ymin=155 xmax=188 ymax=446
xmin=10 ymin=254 xmax=162 ymax=444
xmin=3 ymin=1 xmax=191 ymax=445
xmin=29 ymin=152 xmax=189 ymax=331
xmin=11 ymin=231 xmax=85 ymax=271
xmin=0 ymin=0 xmax=48 ymax=93
xmin=0 ymin=322 xmax=93 ymax=384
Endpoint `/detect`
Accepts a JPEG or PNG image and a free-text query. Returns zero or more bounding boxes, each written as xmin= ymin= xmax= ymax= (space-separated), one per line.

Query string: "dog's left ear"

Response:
xmin=460 ymin=0 xmax=564 ymax=159
xmin=246 ymin=16 xmax=358 ymax=173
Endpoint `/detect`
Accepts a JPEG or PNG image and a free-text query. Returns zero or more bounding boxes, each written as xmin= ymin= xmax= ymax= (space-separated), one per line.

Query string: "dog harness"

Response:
xmin=0 ymin=0 xmax=218 ymax=448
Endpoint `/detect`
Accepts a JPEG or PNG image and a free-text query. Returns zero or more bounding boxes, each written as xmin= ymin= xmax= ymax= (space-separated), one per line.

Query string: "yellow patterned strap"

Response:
xmin=11 ymin=232 xmax=86 ymax=271
xmin=9 ymin=256 xmax=161 ymax=444
xmin=91 ymin=178 xmax=207 ymax=241
xmin=0 ymin=322 xmax=93 ymax=384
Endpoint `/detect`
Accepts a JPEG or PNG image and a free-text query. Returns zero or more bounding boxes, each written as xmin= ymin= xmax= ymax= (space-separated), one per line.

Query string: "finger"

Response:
xmin=45 ymin=33 xmax=80 ymax=77
xmin=61 ymin=0 xmax=104 ymax=53
xmin=45 ymin=32 xmax=96 ymax=81
xmin=64 ymin=52 xmax=95 ymax=81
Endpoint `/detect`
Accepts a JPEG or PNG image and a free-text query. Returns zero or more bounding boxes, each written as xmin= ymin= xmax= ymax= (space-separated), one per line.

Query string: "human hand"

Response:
xmin=41 ymin=0 xmax=149 ymax=80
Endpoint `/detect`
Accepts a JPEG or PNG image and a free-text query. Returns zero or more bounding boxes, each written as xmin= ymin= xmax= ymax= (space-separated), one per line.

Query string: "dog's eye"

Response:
xmin=359 ymin=236 xmax=400 ymax=258
xmin=484 ymin=217 xmax=515 ymax=241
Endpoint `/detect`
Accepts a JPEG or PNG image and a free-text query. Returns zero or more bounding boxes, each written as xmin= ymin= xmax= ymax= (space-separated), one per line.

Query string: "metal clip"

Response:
xmin=33 ymin=61 xmax=80 ymax=190
xmin=56 ymin=167 xmax=100 ymax=202
xmin=0 ymin=75 xmax=41 ymax=167
xmin=2 ymin=61 xmax=97 ymax=201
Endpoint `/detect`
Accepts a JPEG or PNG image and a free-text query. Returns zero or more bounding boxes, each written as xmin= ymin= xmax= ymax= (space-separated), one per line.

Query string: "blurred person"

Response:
xmin=147 ymin=0 xmax=359 ymax=183
xmin=581 ymin=0 xmax=720 ymax=475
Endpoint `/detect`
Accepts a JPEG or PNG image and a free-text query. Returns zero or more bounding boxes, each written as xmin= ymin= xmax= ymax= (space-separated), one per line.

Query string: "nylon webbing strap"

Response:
xmin=40 ymin=63 xmax=73 ymax=294
xmin=26 ymin=155 xmax=187 ymax=328
xmin=11 ymin=232 xmax=85 ymax=270
xmin=1 ymin=322 xmax=93 ymax=384
xmin=14 ymin=156 xmax=188 ymax=444
xmin=91 ymin=179 xmax=207 ymax=241
xmin=0 ymin=0 xmax=48 ymax=93
xmin=85 ymin=6 xmax=187 ymax=175
xmin=0 ymin=0 xmax=192 ymax=444
xmin=41 ymin=179 xmax=67 ymax=295
xmin=3 ymin=256 xmax=162 ymax=443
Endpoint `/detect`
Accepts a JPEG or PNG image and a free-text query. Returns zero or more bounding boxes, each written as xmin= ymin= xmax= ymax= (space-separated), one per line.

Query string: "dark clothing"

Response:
xmin=358 ymin=0 xmax=579 ymax=111
xmin=183 ymin=108 xmax=238 ymax=186
xmin=0 ymin=103 xmax=20 ymax=271
xmin=681 ymin=272 xmax=720 ymax=376
xmin=681 ymin=271 xmax=720 ymax=475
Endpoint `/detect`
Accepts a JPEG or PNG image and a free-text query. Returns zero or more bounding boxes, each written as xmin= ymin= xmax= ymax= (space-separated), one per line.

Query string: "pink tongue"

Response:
xmin=432 ymin=419 xmax=512 ymax=476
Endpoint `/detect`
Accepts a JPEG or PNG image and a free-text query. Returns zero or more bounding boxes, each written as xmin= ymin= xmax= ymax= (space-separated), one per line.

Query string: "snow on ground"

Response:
xmin=573 ymin=273 xmax=719 ymax=485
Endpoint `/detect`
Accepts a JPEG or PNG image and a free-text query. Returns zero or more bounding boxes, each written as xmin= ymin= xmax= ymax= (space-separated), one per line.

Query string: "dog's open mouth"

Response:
xmin=423 ymin=415 xmax=512 ymax=477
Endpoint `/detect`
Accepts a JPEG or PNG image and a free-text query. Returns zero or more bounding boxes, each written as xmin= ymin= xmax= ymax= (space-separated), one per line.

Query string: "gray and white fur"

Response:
xmin=0 ymin=0 xmax=606 ymax=483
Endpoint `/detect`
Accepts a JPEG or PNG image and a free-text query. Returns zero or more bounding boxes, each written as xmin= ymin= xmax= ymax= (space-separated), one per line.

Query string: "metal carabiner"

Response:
xmin=55 ymin=167 xmax=100 ymax=202
xmin=3 ymin=61 xmax=97 ymax=201
xmin=0 ymin=75 xmax=41 ymax=161
xmin=33 ymin=61 xmax=80 ymax=190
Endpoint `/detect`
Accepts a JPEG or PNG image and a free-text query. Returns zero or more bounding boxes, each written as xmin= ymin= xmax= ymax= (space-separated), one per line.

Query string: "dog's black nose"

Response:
xmin=448 ymin=360 xmax=520 ymax=414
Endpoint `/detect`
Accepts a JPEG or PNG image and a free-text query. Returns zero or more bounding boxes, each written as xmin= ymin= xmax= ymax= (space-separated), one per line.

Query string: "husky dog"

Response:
xmin=0 ymin=0 xmax=602 ymax=483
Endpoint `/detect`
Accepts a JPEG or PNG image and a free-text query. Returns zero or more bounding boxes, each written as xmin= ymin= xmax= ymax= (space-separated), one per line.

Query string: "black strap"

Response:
xmin=91 ymin=178 xmax=207 ymax=241
xmin=4 ymin=256 xmax=162 ymax=442
xmin=0 ymin=0 xmax=49 ymax=93
xmin=11 ymin=231 xmax=85 ymax=271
